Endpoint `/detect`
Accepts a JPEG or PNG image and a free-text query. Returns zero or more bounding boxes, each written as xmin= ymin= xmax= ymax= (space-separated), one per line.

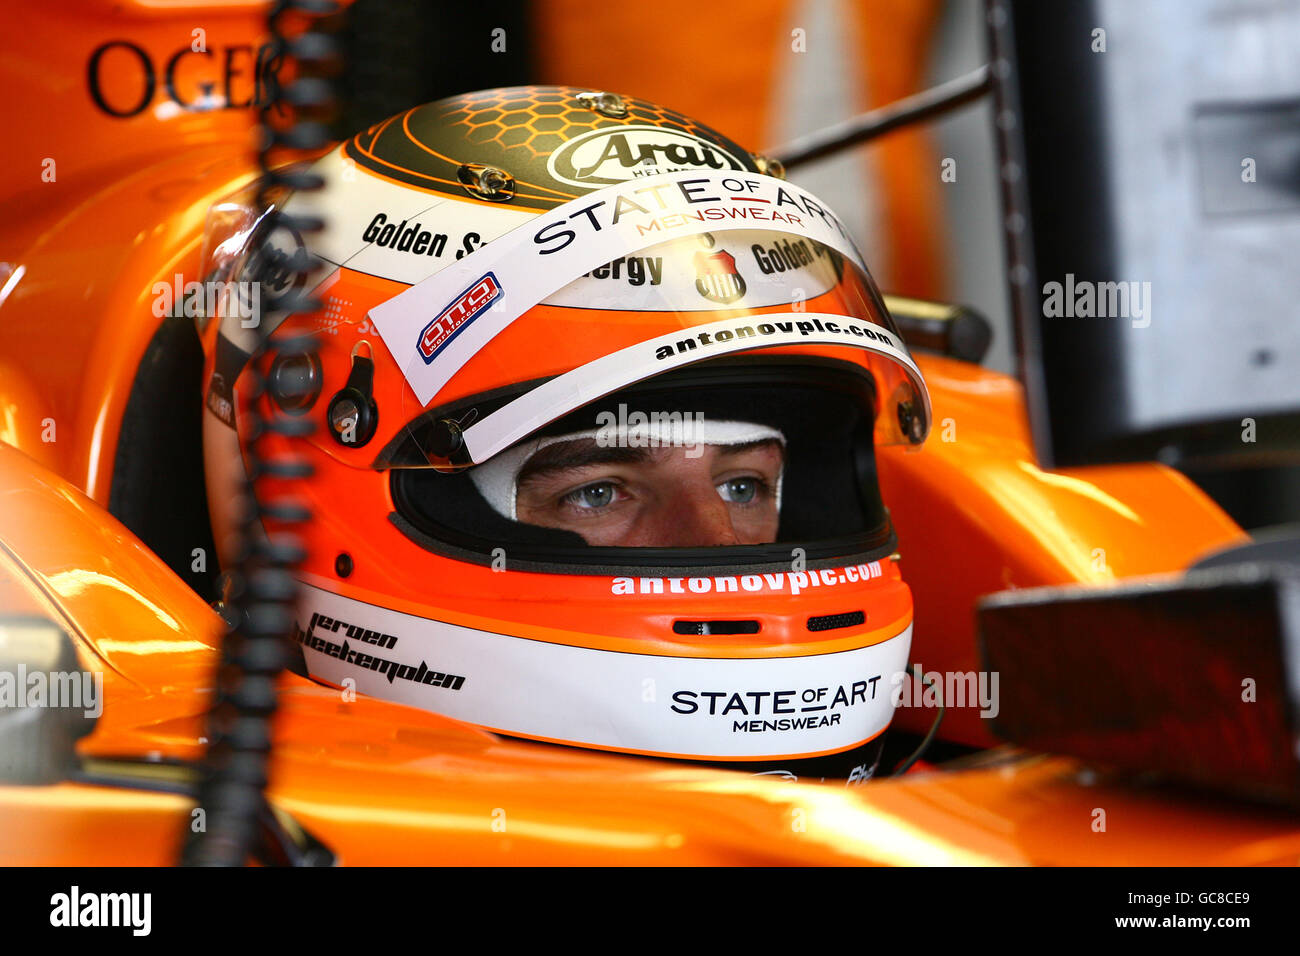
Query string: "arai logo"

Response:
xmin=548 ymin=125 xmax=745 ymax=187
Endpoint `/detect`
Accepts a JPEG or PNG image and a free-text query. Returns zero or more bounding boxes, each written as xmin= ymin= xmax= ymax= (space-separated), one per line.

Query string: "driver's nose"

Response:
xmin=652 ymin=482 xmax=741 ymax=547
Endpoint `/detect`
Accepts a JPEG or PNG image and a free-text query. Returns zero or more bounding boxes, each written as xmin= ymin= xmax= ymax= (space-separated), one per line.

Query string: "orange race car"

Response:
xmin=1 ymin=0 xmax=1297 ymax=883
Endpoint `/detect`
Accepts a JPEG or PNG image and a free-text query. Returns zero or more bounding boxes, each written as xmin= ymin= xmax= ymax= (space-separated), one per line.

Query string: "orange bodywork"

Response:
xmin=0 ymin=1 xmax=1287 ymax=865
xmin=1 ymin=441 xmax=1296 ymax=866
xmin=879 ymin=356 xmax=1249 ymax=745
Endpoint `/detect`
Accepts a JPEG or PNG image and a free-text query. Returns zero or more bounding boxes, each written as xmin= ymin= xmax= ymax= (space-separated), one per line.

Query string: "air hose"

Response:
xmin=181 ymin=0 xmax=338 ymax=867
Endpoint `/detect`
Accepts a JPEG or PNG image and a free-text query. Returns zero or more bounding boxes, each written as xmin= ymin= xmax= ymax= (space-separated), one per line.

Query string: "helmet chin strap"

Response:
xmin=469 ymin=419 xmax=786 ymax=521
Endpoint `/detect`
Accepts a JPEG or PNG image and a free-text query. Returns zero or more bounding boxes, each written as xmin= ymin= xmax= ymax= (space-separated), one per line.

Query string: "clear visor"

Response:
xmin=388 ymin=226 xmax=930 ymax=470
xmin=194 ymin=182 xmax=332 ymax=346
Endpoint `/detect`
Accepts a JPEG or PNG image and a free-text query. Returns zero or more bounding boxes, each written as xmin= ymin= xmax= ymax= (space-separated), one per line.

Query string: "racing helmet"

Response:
xmin=197 ymin=86 xmax=931 ymax=783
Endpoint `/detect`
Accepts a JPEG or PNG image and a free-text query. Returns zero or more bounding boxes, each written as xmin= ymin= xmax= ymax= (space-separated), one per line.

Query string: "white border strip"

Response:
xmin=460 ymin=311 xmax=927 ymax=464
xmin=295 ymin=581 xmax=912 ymax=760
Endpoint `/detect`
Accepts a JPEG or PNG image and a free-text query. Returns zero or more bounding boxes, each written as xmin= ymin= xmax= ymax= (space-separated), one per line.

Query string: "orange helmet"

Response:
xmin=198 ymin=86 xmax=931 ymax=783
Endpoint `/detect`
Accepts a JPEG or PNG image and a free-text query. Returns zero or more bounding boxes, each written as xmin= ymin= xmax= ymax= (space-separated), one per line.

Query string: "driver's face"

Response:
xmin=514 ymin=439 xmax=784 ymax=547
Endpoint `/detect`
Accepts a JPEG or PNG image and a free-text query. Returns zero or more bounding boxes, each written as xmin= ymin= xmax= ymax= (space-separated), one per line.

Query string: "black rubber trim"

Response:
xmin=387 ymin=509 xmax=897 ymax=576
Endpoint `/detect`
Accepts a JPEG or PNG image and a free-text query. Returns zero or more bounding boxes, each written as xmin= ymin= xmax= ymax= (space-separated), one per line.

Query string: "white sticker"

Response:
xmin=367 ymin=169 xmax=870 ymax=406
xmin=539 ymin=229 xmax=840 ymax=311
xmin=281 ymin=146 xmax=536 ymax=286
xmin=295 ymin=579 xmax=912 ymax=761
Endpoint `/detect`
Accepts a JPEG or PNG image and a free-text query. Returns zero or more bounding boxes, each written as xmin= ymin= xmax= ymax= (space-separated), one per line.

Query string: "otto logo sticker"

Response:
xmin=418 ymin=272 xmax=502 ymax=364
xmin=548 ymin=125 xmax=745 ymax=187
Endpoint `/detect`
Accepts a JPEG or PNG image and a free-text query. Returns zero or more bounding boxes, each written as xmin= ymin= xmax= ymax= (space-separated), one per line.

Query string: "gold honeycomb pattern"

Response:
xmin=346 ymin=85 xmax=755 ymax=210
xmin=438 ymin=86 xmax=732 ymax=161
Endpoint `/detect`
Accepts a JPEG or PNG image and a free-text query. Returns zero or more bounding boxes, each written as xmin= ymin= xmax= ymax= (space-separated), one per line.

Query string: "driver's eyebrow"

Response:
xmin=711 ymin=438 xmax=784 ymax=460
xmin=517 ymin=442 xmax=652 ymax=487
xmin=517 ymin=436 xmax=785 ymax=488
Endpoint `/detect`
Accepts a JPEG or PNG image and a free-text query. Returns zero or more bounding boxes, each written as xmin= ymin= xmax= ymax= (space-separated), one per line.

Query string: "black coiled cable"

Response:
xmin=181 ymin=0 xmax=339 ymax=867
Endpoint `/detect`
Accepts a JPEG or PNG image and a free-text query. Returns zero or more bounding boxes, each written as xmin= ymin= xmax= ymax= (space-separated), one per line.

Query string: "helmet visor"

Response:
xmin=377 ymin=221 xmax=925 ymax=571
xmin=382 ymin=225 xmax=930 ymax=472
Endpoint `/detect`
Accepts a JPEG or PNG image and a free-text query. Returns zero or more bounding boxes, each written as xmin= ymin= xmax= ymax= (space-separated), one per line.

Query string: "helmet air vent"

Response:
xmin=806 ymin=611 xmax=866 ymax=632
xmin=672 ymin=620 xmax=760 ymax=636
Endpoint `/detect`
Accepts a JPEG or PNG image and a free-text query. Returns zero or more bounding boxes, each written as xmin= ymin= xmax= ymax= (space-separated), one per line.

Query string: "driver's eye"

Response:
xmin=717 ymin=477 xmax=760 ymax=504
xmin=564 ymin=482 xmax=618 ymax=510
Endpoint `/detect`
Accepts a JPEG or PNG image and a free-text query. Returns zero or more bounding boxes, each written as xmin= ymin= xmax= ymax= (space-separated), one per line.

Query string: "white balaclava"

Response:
xmin=469 ymin=417 xmax=786 ymax=521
